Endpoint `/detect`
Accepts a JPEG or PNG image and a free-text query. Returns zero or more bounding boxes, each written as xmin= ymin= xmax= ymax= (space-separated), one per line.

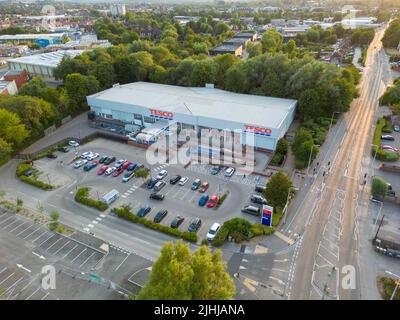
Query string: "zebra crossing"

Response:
xmin=152 ymin=163 xmax=169 ymax=172
xmin=121 ymin=185 xmax=139 ymax=199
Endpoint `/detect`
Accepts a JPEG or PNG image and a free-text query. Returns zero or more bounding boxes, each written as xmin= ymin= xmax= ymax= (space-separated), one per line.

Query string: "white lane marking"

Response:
xmin=115 ymin=253 xmax=130 ymax=271
xmin=53 ymin=241 xmax=71 ymax=255
xmin=79 ymin=252 xmax=95 ymax=268
xmin=22 ymin=227 xmax=42 ymax=240
xmin=71 ymin=248 xmax=87 ymax=263
xmin=0 ymin=272 xmax=15 ymax=285
xmin=63 ymin=244 xmax=79 ymax=259
xmin=25 ymin=287 xmax=40 ymax=300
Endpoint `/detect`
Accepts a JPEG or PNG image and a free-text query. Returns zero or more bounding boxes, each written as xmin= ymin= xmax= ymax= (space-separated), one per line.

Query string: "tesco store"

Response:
xmin=86 ymin=82 xmax=297 ymax=151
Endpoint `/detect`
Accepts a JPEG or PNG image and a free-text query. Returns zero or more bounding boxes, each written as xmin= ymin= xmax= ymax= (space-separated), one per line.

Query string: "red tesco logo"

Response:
xmin=245 ymin=125 xmax=272 ymax=135
xmin=150 ymin=109 xmax=174 ymax=119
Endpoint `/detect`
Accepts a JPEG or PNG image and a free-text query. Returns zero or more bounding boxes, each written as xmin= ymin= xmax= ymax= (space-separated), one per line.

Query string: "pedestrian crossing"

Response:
xmin=121 ymin=185 xmax=139 ymax=198
xmin=152 ymin=163 xmax=169 ymax=172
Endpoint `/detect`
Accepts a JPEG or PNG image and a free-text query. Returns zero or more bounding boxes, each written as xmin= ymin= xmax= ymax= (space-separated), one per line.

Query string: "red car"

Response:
xmin=206 ymin=195 xmax=219 ymax=208
xmin=97 ymin=165 xmax=109 ymax=175
xmin=112 ymin=167 xmax=125 ymax=177
xmin=198 ymin=182 xmax=209 ymax=193
xmin=122 ymin=161 xmax=132 ymax=170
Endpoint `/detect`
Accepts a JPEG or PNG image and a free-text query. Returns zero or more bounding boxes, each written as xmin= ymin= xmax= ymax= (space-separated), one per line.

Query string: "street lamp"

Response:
xmin=328 ymin=111 xmax=341 ymax=133
xmin=306 ymin=144 xmax=314 ymax=177
xmin=282 ymin=186 xmax=296 ymax=225
xmin=385 ymin=271 xmax=400 ymax=300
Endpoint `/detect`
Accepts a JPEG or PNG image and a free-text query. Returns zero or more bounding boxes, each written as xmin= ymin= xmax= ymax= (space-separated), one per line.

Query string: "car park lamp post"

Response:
xmin=282 ymin=186 xmax=296 ymax=225
xmin=370 ymin=144 xmax=379 ymax=178
xmin=328 ymin=111 xmax=341 ymax=133
xmin=385 ymin=270 xmax=400 ymax=300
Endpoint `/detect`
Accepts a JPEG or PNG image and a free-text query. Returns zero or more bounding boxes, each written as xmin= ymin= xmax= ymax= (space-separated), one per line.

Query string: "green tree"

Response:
xmin=261 ymin=29 xmax=282 ymax=53
xmin=371 ymin=176 xmax=388 ymax=200
xmin=65 ymin=73 xmax=100 ymax=110
xmin=137 ymin=241 xmax=235 ymax=300
xmin=298 ymin=88 xmax=322 ymax=119
xmin=276 ymin=138 xmax=289 ymax=155
xmin=0 ymin=108 xmax=29 ymax=147
xmin=134 ymin=168 xmax=150 ymax=179
xmin=382 ymin=19 xmax=400 ymax=48
xmin=263 ymin=171 xmax=292 ymax=208
xmin=49 ymin=211 xmax=60 ymax=231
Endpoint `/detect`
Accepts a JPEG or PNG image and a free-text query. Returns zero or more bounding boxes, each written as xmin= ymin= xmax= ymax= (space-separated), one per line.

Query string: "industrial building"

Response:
xmin=0 ymin=33 xmax=65 ymax=48
xmin=7 ymin=50 xmax=84 ymax=78
xmin=87 ymin=82 xmax=297 ymax=151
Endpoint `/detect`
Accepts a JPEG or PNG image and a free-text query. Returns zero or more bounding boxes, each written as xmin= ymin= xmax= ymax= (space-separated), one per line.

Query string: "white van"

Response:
xmin=207 ymin=223 xmax=221 ymax=241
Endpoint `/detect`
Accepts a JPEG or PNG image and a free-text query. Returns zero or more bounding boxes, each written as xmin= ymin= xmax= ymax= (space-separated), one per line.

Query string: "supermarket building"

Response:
xmin=87 ymin=82 xmax=297 ymax=151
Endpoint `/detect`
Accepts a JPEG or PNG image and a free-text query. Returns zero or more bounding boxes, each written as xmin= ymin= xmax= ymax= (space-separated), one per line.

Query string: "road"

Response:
xmin=284 ymin=28 xmax=391 ymax=299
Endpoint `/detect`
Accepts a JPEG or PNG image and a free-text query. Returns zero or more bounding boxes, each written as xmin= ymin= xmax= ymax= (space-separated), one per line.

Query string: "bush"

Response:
xmin=371 ymin=176 xmax=388 ymax=199
xmin=270 ymin=153 xmax=284 ymax=166
xmin=19 ymin=174 xmax=54 ymax=190
xmin=75 ymin=187 xmax=108 ymax=211
xmin=114 ymin=206 xmax=198 ymax=242
xmin=16 ymin=163 xmax=32 ymax=177
xmin=215 ymin=191 xmax=229 ymax=208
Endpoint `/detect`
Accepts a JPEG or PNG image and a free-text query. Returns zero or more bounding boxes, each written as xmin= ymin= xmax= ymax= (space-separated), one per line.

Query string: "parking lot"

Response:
xmin=0 ymin=206 xmax=152 ymax=300
xmin=31 ymin=138 xmax=269 ymax=241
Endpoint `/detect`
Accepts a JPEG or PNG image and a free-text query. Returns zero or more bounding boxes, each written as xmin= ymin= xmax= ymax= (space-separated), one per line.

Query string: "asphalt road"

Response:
xmin=286 ymin=27 xmax=392 ymax=300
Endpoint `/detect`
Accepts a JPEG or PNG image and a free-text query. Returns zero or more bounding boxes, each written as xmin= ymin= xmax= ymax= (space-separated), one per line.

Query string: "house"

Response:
xmin=0 ymin=70 xmax=29 ymax=90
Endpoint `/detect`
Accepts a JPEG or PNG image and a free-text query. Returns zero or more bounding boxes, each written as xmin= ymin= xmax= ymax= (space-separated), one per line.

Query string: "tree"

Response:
xmin=306 ymin=29 xmax=320 ymax=42
xmin=261 ymin=29 xmax=282 ymax=53
xmin=49 ymin=211 xmax=60 ymax=231
xmin=53 ymin=56 xmax=88 ymax=81
xmin=65 ymin=73 xmax=100 ymax=111
xmin=382 ymin=19 xmax=400 ymax=48
xmin=137 ymin=241 xmax=235 ymax=300
xmin=371 ymin=176 xmax=388 ymax=200
xmin=263 ymin=171 xmax=292 ymax=208
xmin=276 ymin=138 xmax=289 ymax=155
xmin=190 ymin=59 xmax=218 ymax=87
xmin=0 ymin=108 xmax=29 ymax=148
xmin=298 ymin=88 xmax=322 ymax=119
xmin=134 ymin=168 xmax=150 ymax=179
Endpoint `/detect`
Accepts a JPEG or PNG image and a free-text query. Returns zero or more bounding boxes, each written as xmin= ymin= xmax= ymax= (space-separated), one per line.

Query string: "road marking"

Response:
xmin=16 ymin=264 xmax=31 ymax=273
xmin=39 ymin=234 xmax=57 ymax=246
xmin=3 ymin=276 xmax=23 ymax=293
xmin=79 ymin=252 xmax=95 ymax=268
xmin=2 ymin=219 xmax=21 ymax=230
xmin=9 ymin=221 xmax=29 ymax=233
xmin=0 ymin=216 xmax=15 ymax=226
xmin=269 ymin=276 xmax=285 ymax=285
xmin=25 ymin=287 xmax=40 ymax=300
xmin=41 ymin=292 xmax=50 ymax=300
xmin=63 ymin=244 xmax=79 ymax=259
xmin=100 ymin=214 xmax=106 ymax=218
xmin=0 ymin=267 xmax=7 ymax=274
xmin=15 ymin=224 xmax=34 ymax=237
xmin=22 ymin=227 xmax=42 ymax=240
xmin=96 ymin=217 xmax=102 ymax=221
xmin=115 ymin=253 xmax=130 ymax=271
xmin=71 ymin=248 xmax=87 ymax=263
xmin=0 ymin=272 xmax=14 ymax=285
xmin=53 ymin=241 xmax=71 ymax=255
xmin=32 ymin=231 xmax=50 ymax=243
xmin=32 ymin=252 xmax=45 ymax=260
xmin=274 ymin=231 xmax=295 ymax=245
xmin=44 ymin=237 xmax=64 ymax=251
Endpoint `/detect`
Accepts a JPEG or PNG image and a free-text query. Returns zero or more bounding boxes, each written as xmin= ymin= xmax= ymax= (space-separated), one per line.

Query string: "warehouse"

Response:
xmin=87 ymin=82 xmax=297 ymax=151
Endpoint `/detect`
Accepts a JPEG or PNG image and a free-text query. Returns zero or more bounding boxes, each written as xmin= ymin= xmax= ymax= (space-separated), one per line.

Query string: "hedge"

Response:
xmin=16 ymin=163 xmax=54 ymax=190
xmin=75 ymin=187 xmax=108 ymax=211
xmin=215 ymin=191 xmax=229 ymax=209
xmin=372 ymin=117 xmax=399 ymax=161
xmin=114 ymin=206 xmax=198 ymax=242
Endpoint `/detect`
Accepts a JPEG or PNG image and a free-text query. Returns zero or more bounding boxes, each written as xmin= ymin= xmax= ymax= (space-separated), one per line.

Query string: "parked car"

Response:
xmin=149 ymin=193 xmax=165 ymax=200
xmin=153 ymin=210 xmax=168 ymax=223
xmin=209 ymin=165 xmax=222 ymax=175
xmin=83 ymin=162 xmax=98 ymax=172
xmin=206 ymin=195 xmax=219 ymax=208
xmin=122 ymin=161 xmax=133 ymax=170
xmin=198 ymin=195 xmax=209 ymax=206
xmin=46 ymin=153 xmax=57 ymax=159
xmin=104 ymin=156 xmax=116 ymax=165
xmin=57 ymin=146 xmax=69 ymax=153
xmin=154 ymin=180 xmax=166 ymax=191
xmin=97 ymin=166 xmax=109 ymax=175
xmin=147 ymin=177 xmax=159 ymax=189
xmin=122 ymin=171 xmax=135 ymax=182
xmin=156 ymin=169 xmax=168 ymax=180
xmin=112 ymin=167 xmax=124 ymax=177
xmin=207 ymin=223 xmax=221 ymax=241
xmin=198 ymin=182 xmax=209 ymax=193
xmin=132 ymin=163 xmax=144 ymax=172
xmin=241 ymin=205 xmax=261 ymax=216
xmin=255 ymin=184 xmax=266 ymax=193
xmin=105 ymin=167 xmax=116 ymax=175
xmin=137 ymin=206 xmax=151 ymax=218
xmin=169 ymin=175 xmax=181 ymax=184
xmin=191 ymin=178 xmax=201 ymax=190
xmin=394 ymin=125 xmax=400 ymax=132
xmin=73 ymin=159 xmax=87 ymax=168
xmin=178 ymin=177 xmax=189 ymax=186
xmin=188 ymin=218 xmax=202 ymax=232
xmin=381 ymin=135 xmax=395 ymax=141
xmin=99 ymin=155 xmax=108 ymax=163
xmin=86 ymin=152 xmax=100 ymax=161
xmin=225 ymin=167 xmax=235 ymax=177
xmin=250 ymin=194 xmax=267 ymax=205
xmin=115 ymin=159 xmax=127 ymax=169
xmin=382 ymin=145 xmax=399 ymax=152
xmin=170 ymin=215 xmax=184 ymax=228
xmin=80 ymin=151 xmax=92 ymax=159
xmin=127 ymin=163 xmax=137 ymax=171
xmin=23 ymin=169 xmax=33 ymax=177
xmin=68 ymin=140 xmax=79 ymax=147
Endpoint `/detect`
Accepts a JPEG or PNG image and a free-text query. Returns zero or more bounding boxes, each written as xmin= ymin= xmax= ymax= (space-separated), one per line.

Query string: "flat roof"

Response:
xmin=210 ymin=43 xmax=242 ymax=52
xmin=0 ymin=33 xmax=65 ymax=40
xmin=6 ymin=50 xmax=84 ymax=68
xmin=88 ymin=82 xmax=297 ymax=129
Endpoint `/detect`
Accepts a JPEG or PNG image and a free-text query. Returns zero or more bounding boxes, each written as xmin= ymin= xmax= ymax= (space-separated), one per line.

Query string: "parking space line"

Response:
xmin=0 ymin=272 xmax=15 ymax=285
xmin=9 ymin=221 xmax=29 ymax=233
xmin=4 ymin=276 xmax=23 ymax=293
xmin=53 ymin=241 xmax=71 ymax=255
xmin=32 ymin=230 xmax=50 ymax=243
xmin=63 ymin=244 xmax=79 ymax=259
xmin=71 ymin=248 xmax=87 ymax=263
xmin=0 ymin=212 xmax=8 ymax=219
xmin=39 ymin=234 xmax=57 ymax=246
xmin=15 ymin=224 xmax=35 ymax=237
xmin=25 ymin=287 xmax=40 ymax=300
xmin=0 ymin=216 xmax=15 ymax=226
xmin=22 ymin=227 xmax=42 ymax=240
xmin=0 ymin=267 xmax=7 ymax=274
xmin=41 ymin=292 xmax=50 ymax=300
xmin=1 ymin=218 xmax=21 ymax=230
xmin=79 ymin=252 xmax=95 ymax=268
xmin=115 ymin=253 xmax=130 ymax=271
xmin=44 ymin=237 xmax=65 ymax=252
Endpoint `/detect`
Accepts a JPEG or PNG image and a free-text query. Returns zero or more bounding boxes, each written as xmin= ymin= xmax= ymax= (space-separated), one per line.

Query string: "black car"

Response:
xmin=147 ymin=177 xmax=158 ymax=189
xmin=254 ymin=184 xmax=266 ymax=193
xmin=169 ymin=175 xmax=182 ymax=184
xmin=149 ymin=193 xmax=165 ymax=201
xmin=209 ymin=165 xmax=222 ymax=175
xmin=137 ymin=206 xmax=151 ymax=218
xmin=153 ymin=210 xmax=168 ymax=223
xmin=381 ymin=135 xmax=395 ymax=141
xmin=23 ymin=169 xmax=33 ymax=177
xmin=188 ymin=218 xmax=202 ymax=232
xmin=57 ymin=146 xmax=69 ymax=153
xmin=133 ymin=163 xmax=144 ymax=172
xmin=170 ymin=216 xmax=185 ymax=228
xmin=99 ymin=155 xmax=108 ymax=163
xmin=46 ymin=153 xmax=57 ymax=159
xmin=104 ymin=156 xmax=116 ymax=165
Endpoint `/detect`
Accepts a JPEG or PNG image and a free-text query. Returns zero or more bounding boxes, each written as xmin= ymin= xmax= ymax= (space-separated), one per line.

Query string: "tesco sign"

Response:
xmin=244 ymin=125 xmax=272 ymax=136
xmin=149 ymin=109 xmax=174 ymax=120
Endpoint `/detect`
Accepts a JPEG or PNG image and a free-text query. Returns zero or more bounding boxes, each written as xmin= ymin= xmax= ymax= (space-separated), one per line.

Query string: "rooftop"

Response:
xmin=0 ymin=33 xmax=66 ymax=40
xmin=210 ymin=43 xmax=242 ymax=52
xmin=88 ymin=82 xmax=297 ymax=129
xmin=7 ymin=50 xmax=84 ymax=68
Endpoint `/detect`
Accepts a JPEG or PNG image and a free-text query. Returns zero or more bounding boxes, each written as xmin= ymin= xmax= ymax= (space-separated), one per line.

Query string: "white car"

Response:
xmin=80 ymin=151 xmax=92 ymax=159
xmin=115 ymin=159 xmax=127 ymax=168
xmin=382 ymin=145 xmax=399 ymax=152
xmin=225 ymin=167 xmax=235 ymax=177
xmin=156 ymin=170 xmax=168 ymax=180
xmin=73 ymin=159 xmax=88 ymax=168
xmin=178 ymin=176 xmax=189 ymax=186
xmin=86 ymin=152 xmax=99 ymax=161
xmin=207 ymin=223 xmax=221 ymax=241
xmin=69 ymin=140 xmax=79 ymax=147
xmin=105 ymin=167 xmax=117 ymax=175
